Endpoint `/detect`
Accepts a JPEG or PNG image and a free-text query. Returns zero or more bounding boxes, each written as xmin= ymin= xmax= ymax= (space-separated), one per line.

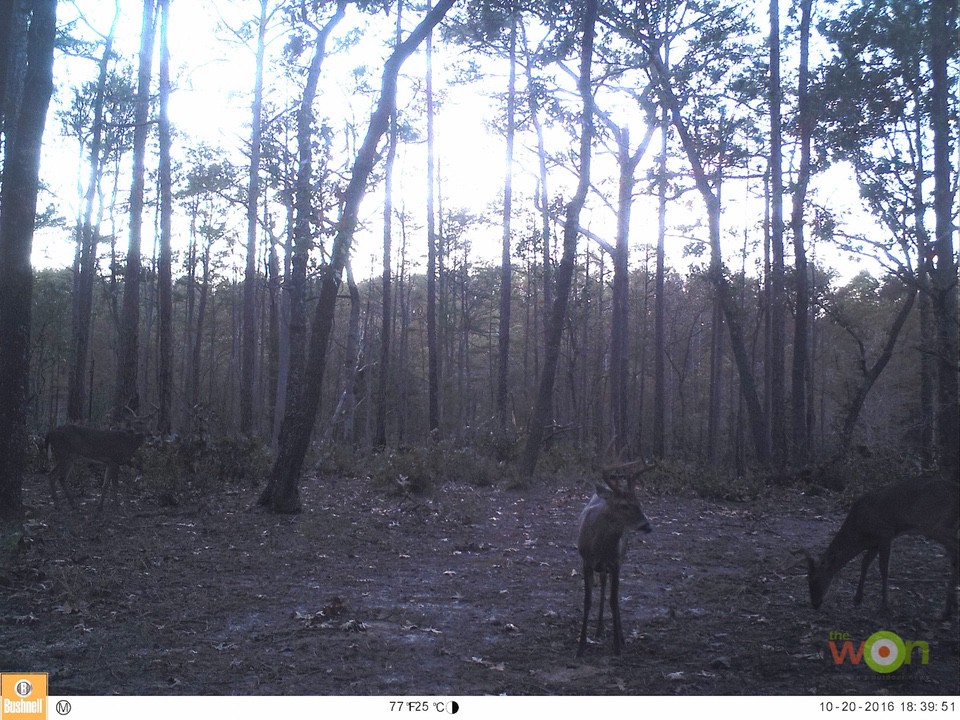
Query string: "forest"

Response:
xmin=0 ymin=0 xmax=958 ymax=698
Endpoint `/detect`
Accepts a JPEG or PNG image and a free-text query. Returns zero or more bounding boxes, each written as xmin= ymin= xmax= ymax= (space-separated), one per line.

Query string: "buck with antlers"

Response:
xmin=45 ymin=424 xmax=147 ymax=511
xmin=802 ymin=478 xmax=959 ymax=620
xmin=576 ymin=460 xmax=656 ymax=657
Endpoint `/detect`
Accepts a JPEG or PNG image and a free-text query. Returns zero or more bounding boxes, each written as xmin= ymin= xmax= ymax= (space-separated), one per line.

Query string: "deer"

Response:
xmin=801 ymin=478 xmax=959 ymax=620
xmin=576 ymin=460 xmax=655 ymax=657
xmin=45 ymin=424 xmax=147 ymax=511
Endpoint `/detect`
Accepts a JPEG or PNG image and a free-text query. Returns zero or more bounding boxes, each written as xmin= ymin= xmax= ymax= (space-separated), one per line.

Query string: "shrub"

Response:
xmin=137 ymin=434 xmax=272 ymax=505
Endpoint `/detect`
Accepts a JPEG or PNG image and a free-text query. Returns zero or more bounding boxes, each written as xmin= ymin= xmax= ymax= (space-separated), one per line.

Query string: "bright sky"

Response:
xmin=33 ymin=0 xmax=881 ymax=284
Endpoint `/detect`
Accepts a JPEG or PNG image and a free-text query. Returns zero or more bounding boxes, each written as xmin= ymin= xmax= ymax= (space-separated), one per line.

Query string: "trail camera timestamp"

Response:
xmin=819 ymin=700 xmax=956 ymax=713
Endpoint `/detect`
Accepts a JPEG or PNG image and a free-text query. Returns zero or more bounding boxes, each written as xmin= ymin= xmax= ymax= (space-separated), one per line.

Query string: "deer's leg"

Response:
xmin=610 ymin=567 xmax=622 ymax=656
xmin=595 ymin=571 xmax=607 ymax=638
xmin=577 ymin=565 xmax=593 ymax=658
xmin=47 ymin=467 xmax=62 ymax=505
xmin=49 ymin=459 xmax=76 ymax=508
xmin=877 ymin=542 xmax=891 ymax=612
xmin=854 ymin=547 xmax=878 ymax=607
xmin=98 ymin=464 xmax=119 ymax=511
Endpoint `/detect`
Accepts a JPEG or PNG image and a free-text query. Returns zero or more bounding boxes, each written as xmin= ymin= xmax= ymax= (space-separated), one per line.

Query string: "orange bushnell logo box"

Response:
xmin=1 ymin=674 xmax=47 ymax=720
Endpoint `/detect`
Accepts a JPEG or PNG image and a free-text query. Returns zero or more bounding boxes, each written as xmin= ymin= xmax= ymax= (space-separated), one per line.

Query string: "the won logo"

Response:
xmin=828 ymin=630 xmax=930 ymax=674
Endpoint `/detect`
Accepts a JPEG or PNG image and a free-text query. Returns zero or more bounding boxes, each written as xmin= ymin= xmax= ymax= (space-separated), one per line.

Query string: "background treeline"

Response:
xmin=2 ymin=0 xmax=957 ymax=523
xmin=29 ymin=253 xmax=934 ymax=475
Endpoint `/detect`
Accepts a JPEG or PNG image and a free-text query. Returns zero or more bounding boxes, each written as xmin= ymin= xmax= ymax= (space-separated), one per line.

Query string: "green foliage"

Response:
xmin=358 ymin=439 xmax=508 ymax=496
xmin=137 ymin=434 xmax=271 ymax=506
xmin=367 ymin=446 xmax=436 ymax=496
xmin=312 ymin=439 xmax=361 ymax=478
xmin=810 ymin=446 xmax=926 ymax=499
xmin=687 ymin=469 xmax=764 ymax=502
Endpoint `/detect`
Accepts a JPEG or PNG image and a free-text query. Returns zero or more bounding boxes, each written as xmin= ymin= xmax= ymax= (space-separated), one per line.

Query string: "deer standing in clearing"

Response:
xmin=45 ymin=424 xmax=146 ymax=511
xmin=576 ymin=461 xmax=655 ymax=657
xmin=802 ymin=478 xmax=959 ymax=620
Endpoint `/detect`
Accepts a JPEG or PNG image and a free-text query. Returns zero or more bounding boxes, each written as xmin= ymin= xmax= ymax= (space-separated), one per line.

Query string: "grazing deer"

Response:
xmin=576 ymin=460 xmax=655 ymax=657
xmin=45 ymin=424 xmax=147 ymax=511
xmin=802 ymin=478 xmax=959 ymax=620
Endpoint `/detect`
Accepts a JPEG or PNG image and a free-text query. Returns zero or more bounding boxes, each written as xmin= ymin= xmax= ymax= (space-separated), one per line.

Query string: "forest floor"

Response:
xmin=2 ymin=466 xmax=958 ymax=698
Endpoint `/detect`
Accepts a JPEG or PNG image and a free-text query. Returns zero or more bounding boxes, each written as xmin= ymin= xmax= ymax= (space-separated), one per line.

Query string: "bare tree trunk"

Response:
xmin=768 ymin=0 xmax=786 ymax=467
xmin=425 ymin=4 xmax=440 ymax=435
xmin=374 ymin=186 xmax=393 ymax=430
xmin=67 ymin=1 xmax=119 ymax=423
xmin=266 ymin=222 xmax=281 ymax=442
xmin=183 ymin=199 xmax=198 ymax=423
xmin=192 ymin=241 xmax=211 ymax=420
xmin=241 ymin=0 xmax=269 ymax=436
xmin=790 ymin=0 xmax=813 ymax=463
xmin=910 ymin=93 xmax=936 ymax=471
xmin=0 ymin=0 xmax=57 ymax=561
xmin=271 ymin=186 xmax=294 ymax=448
xmin=929 ymin=0 xmax=958 ymax=482
xmin=706 ymin=289 xmax=723 ymax=463
xmin=835 ymin=289 xmax=917 ymax=454
xmin=156 ymin=0 xmax=173 ymax=435
xmin=279 ymin=1 xmax=347 ymax=452
xmin=521 ymin=0 xmax=597 ymax=477
xmin=918 ymin=264 xmax=936 ymax=470
xmin=653 ymin=101 xmax=668 ymax=458
xmin=610 ymin=132 xmax=631 ymax=455
xmin=375 ymin=3 xmax=402 ymax=449
xmin=496 ymin=13 xmax=516 ymax=433
xmin=603 ymin=118 xmax=654 ymax=454
xmin=260 ymin=0 xmax=456 ymax=513
xmin=648 ymin=50 xmax=769 ymax=466
xmin=328 ymin=259 xmax=361 ymax=443
xmin=519 ymin=23 xmax=551 ymax=393
xmin=113 ymin=0 xmax=155 ymax=421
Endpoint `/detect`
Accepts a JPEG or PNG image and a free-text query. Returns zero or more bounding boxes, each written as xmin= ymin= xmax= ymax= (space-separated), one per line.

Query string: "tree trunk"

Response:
xmin=280 ymin=1 xmax=347 ymax=454
xmin=375 ymin=195 xmax=393 ymax=436
xmin=496 ymin=13 xmax=516 ymax=433
xmin=188 ymin=237 xmax=211 ymax=424
xmin=653 ymin=102 xmax=668 ymax=458
xmin=706 ymin=288 xmax=724 ymax=464
xmin=0 ymin=0 xmax=57 ymax=564
xmin=156 ymin=0 xmax=173 ymax=435
xmin=768 ymin=0 xmax=786 ymax=467
xmin=113 ymin=0 xmax=156 ymax=421
xmin=928 ymin=0 xmax=958 ymax=482
xmin=520 ymin=0 xmax=597 ymax=477
xmin=918 ymin=261 xmax=936 ymax=470
xmin=260 ymin=0 xmax=456 ymax=513
xmin=520 ymin=24 xmax=551 ymax=393
xmin=910 ymin=92 xmax=936 ymax=471
xmin=603 ymin=117 xmax=654 ymax=454
xmin=610 ymin=130 xmax=632 ymax=454
xmin=67 ymin=1 xmax=119 ymax=423
xmin=328 ymin=259 xmax=361 ymax=443
xmin=375 ymin=3 xmax=403 ymax=449
xmin=271 ymin=184 xmax=295 ymax=449
xmin=836 ymin=289 xmax=917 ymax=454
xmin=648 ymin=50 xmax=769 ymax=465
xmin=790 ymin=0 xmax=813 ymax=463
xmin=183 ymin=199 xmax=198 ymax=421
xmin=241 ymin=0 xmax=269 ymax=436
xmin=425 ymin=4 xmax=440 ymax=435
xmin=266 ymin=223 xmax=281 ymax=444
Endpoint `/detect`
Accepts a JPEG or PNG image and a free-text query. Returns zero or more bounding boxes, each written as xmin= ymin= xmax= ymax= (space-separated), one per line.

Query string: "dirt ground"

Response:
xmin=2 ymin=469 xmax=958 ymax=697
